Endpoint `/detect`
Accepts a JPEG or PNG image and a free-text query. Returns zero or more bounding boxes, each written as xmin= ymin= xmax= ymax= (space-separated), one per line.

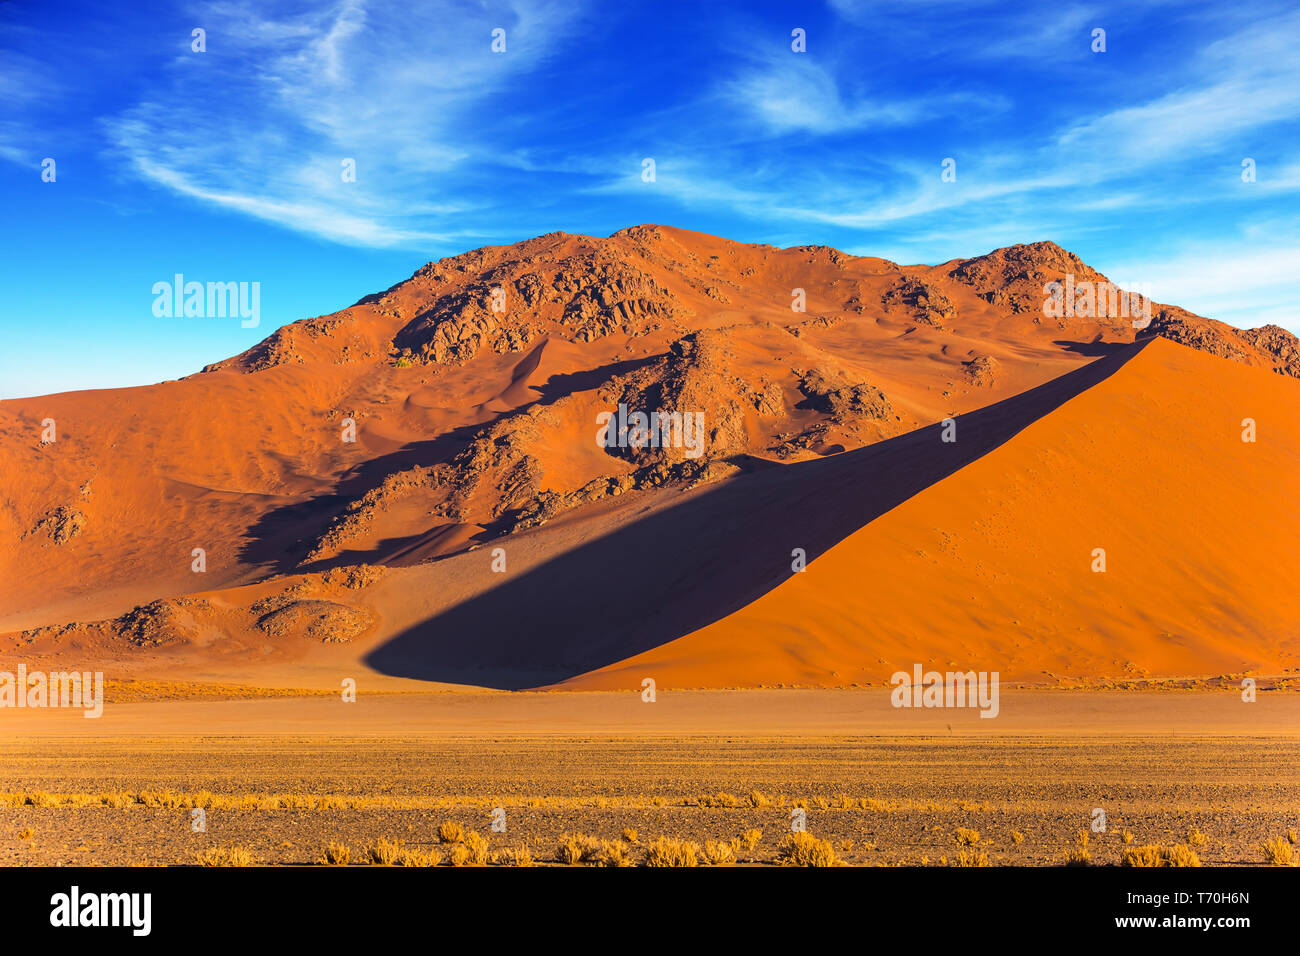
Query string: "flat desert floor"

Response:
xmin=1 ymin=691 xmax=1297 ymax=867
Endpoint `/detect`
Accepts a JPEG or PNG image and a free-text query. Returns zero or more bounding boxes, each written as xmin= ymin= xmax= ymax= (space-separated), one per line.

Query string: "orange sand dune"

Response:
xmin=566 ymin=337 xmax=1300 ymax=688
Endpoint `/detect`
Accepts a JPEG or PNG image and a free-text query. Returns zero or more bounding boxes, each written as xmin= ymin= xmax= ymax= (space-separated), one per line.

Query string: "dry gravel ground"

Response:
xmin=1 ymin=735 xmax=1297 ymax=866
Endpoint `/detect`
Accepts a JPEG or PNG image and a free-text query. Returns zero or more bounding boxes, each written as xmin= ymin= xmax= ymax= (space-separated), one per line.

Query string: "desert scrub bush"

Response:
xmin=493 ymin=846 xmax=534 ymax=867
xmin=952 ymin=850 xmax=990 ymax=867
xmin=777 ymin=832 xmax=840 ymax=867
xmin=1074 ymin=829 xmax=1089 ymax=848
xmin=449 ymin=831 xmax=489 ymax=866
xmin=1186 ymin=827 xmax=1208 ymax=849
xmin=622 ymin=828 xmax=639 ymax=844
xmin=197 ymin=845 xmax=254 ymax=867
xmin=437 ymin=821 xmax=465 ymax=845
xmin=746 ymin=789 xmax=772 ymax=808
xmin=1010 ymin=830 xmax=1024 ymax=845
xmin=398 ymin=847 xmax=440 ymax=867
xmin=703 ymin=840 xmax=736 ymax=865
xmin=596 ymin=840 xmax=634 ymax=867
xmin=1066 ymin=847 xmax=1091 ymax=866
xmin=694 ymin=792 xmax=742 ymax=808
xmin=954 ymin=827 xmax=981 ymax=846
xmin=732 ymin=829 xmax=763 ymax=855
xmin=319 ymin=841 xmax=352 ymax=865
xmin=393 ymin=356 xmax=413 ymax=368
xmin=1261 ymin=837 xmax=1294 ymax=865
xmin=644 ymin=837 xmax=701 ymax=867
xmin=368 ymin=836 xmax=402 ymax=865
xmin=556 ymin=833 xmax=604 ymax=865
xmin=1122 ymin=844 xmax=1201 ymax=867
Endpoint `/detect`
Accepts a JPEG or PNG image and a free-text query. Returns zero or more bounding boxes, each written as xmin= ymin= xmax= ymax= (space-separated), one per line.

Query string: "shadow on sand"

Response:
xmin=364 ymin=343 xmax=1148 ymax=689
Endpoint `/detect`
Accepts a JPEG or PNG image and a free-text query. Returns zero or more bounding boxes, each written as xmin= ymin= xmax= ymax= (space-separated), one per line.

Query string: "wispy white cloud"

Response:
xmin=105 ymin=0 xmax=587 ymax=246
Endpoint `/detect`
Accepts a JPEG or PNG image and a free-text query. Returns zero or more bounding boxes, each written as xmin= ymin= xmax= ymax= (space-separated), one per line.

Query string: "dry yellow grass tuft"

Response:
xmin=1261 ymin=836 xmax=1293 ymax=865
xmin=622 ymin=828 xmax=639 ymax=844
xmin=1074 ymin=829 xmax=1089 ymax=848
xmin=437 ymin=821 xmax=465 ymax=845
xmin=747 ymin=789 xmax=772 ymax=808
xmin=17 ymin=828 xmax=34 ymax=841
xmin=1066 ymin=847 xmax=1091 ymax=866
xmin=1121 ymin=829 xmax=1134 ymax=845
xmin=197 ymin=845 xmax=254 ymax=867
xmin=777 ymin=831 xmax=840 ymax=867
xmin=368 ymin=836 xmax=402 ymax=865
xmin=397 ymin=846 xmax=440 ymax=866
xmin=703 ymin=840 xmax=736 ymax=865
xmin=596 ymin=840 xmax=634 ymax=867
xmin=955 ymin=827 xmax=981 ymax=846
xmin=953 ymin=849 xmax=990 ymax=867
xmin=1186 ymin=827 xmax=1208 ymax=849
xmin=492 ymin=846 xmax=534 ymax=867
xmin=1122 ymin=844 xmax=1201 ymax=867
xmin=556 ymin=833 xmax=604 ymax=865
xmin=733 ymin=828 xmax=763 ymax=855
xmin=693 ymin=792 xmax=742 ymax=808
xmin=1010 ymin=830 xmax=1024 ymax=845
xmin=447 ymin=831 xmax=489 ymax=866
xmin=644 ymin=837 xmax=701 ymax=867
xmin=319 ymin=841 xmax=351 ymax=865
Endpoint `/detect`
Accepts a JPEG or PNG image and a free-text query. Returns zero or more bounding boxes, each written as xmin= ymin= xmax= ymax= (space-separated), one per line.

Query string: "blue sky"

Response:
xmin=2 ymin=0 xmax=1298 ymax=399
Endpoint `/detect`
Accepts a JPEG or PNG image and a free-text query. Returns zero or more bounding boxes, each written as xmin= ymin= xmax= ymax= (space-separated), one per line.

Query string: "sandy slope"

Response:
xmin=565 ymin=337 xmax=1300 ymax=688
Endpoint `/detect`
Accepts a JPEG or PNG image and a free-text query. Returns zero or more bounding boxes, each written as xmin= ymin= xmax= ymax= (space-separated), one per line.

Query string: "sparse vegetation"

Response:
xmin=198 ymin=845 xmax=254 ymax=867
xmin=492 ymin=846 xmax=534 ymax=867
xmin=556 ymin=833 xmax=604 ymax=865
xmin=953 ymin=849 xmax=990 ymax=867
xmin=622 ymin=828 xmax=639 ymax=844
xmin=368 ymin=836 xmax=401 ymax=865
xmin=319 ymin=841 xmax=351 ymax=865
xmin=1011 ymin=830 xmax=1024 ymax=844
xmin=1186 ymin=827 xmax=1207 ymax=849
xmin=1261 ymin=836 xmax=1294 ymax=866
xmin=777 ymin=832 xmax=840 ymax=867
xmin=703 ymin=840 xmax=736 ymax=865
xmin=1122 ymin=844 xmax=1201 ymax=867
xmin=397 ymin=847 xmax=440 ymax=866
xmin=437 ymin=821 xmax=465 ymax=845
xmin=644 ymin=837 xmax=701 ymax=867
xmin=955 ymin=827 xmax=981 ymax=846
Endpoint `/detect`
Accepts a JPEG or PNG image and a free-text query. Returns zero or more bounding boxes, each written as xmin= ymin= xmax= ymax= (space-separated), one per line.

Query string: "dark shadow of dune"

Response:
xmin=364 ymin=342 xmax=1151 ymax=689
xmin=1054 ymin=338 xmax=1131 ymax=357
